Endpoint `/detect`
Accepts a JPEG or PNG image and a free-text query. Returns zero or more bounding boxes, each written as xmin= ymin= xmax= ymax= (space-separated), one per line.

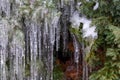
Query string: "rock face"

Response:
xmin=0 ymin=0 xmax=97 ymax=80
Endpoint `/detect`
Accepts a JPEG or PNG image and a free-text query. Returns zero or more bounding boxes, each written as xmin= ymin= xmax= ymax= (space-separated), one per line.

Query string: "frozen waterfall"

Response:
xmin=0 ymin=0 xmax=97 ymax=80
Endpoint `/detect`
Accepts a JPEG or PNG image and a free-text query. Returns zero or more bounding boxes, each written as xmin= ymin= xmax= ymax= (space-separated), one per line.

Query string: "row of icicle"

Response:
xmin=0 ymin=0 xmax=97 ymax=80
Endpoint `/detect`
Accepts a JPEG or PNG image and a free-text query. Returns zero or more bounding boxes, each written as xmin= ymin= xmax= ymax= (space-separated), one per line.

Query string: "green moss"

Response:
xmin=53 ymin=65 xmax=64 ymax=80
xmin=5 ymin=59 xmax=10 ymax=70
xmin=25 ymin=63 xmax=30 ymax=77
xmin=24 ymin=60 xmax=46 ymax=77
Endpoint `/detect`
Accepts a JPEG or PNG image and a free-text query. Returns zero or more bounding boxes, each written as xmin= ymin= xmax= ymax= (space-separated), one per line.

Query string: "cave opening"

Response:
xmin=53 ymin=30 xmax=83 ymax=80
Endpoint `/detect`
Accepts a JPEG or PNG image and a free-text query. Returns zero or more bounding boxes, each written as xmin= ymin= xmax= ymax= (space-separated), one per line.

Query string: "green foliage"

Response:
xmin=19 ymin=0 xmax=56 ymax=19
xmin=25 ymin=60 xmax=45 ymax=77
xmin=25 ymin=63 xmax=30 ymax=77
xmin=81 ymin=0 xmax=120 ymax=26
xmin=109 ymin=25 xmax=120 ymax=45
xmin=53 ymin=65 xmax=64 ymax=80
xmin=69 ymin=27 xmax=83 ymax=42
xmin=89 ymin=48 xmax=120 ymax=80
xmin=80 ymin=0 xmax=120 ymax=80
xmin=85 ymin=51 xmax=98 ymax=67
xmin=106 ymin=48 xmax=120 ymax=61
xmin=89 ymin=64 xmax=120 ymax=80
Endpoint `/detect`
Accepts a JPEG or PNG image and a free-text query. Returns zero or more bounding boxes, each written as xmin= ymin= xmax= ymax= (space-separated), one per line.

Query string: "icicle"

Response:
xmin=71 ymin=33 xmax=80 ymax=79
xmin=82 ymin=42 xmax=89 ymax=80
xmin=0 ymin=0 xmax=11 ymax=17
xmin=60 ymin=5 xmax=70 ymax=52
xmin=52 ymin=13 xmax=60 ymax=45
xmin=43 ymin=18 xmax=49 ymax=50
xmin=37 ymin=24 xmax=42 ymax=60
xmin=29 ymin=22 xmax=38 ymax=80
xmin=9 ymin=24 xmax=25 ymax=80
xmin=63 ymin=25 xmax=68 ymax=52
xmin=73 ymin=36 xmax=79 ymax=63
xmin=56 ymin=21 xmax=60 ymax=51
xmin=46 ymin=12 xmax=61 ymax=80
xmin=70 ymin=0 xmax=75 ymax=16
xmin=61 ymin=0 xmax=64 ymax=8
xmin=0 ymin=19 xmax=10 ymax=80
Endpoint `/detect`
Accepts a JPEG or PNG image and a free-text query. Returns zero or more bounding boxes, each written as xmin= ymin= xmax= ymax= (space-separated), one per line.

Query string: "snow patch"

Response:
xmin=70 ymin=11 xmax=97 ymax=39
xmin=70 ymin=11 xmax=81 ymax=29
xmin=93 ymin=2 xmax=99 ymax=10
